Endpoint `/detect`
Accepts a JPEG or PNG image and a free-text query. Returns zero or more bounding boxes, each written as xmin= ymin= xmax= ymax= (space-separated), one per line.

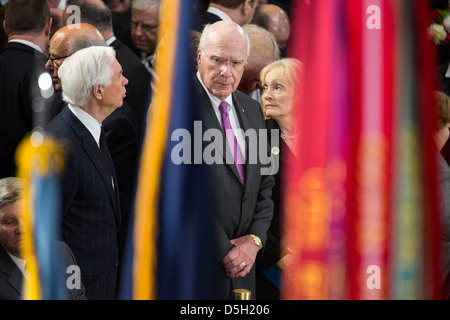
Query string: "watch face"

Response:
xmin=250 ymin=235 xmax=261 ymax=247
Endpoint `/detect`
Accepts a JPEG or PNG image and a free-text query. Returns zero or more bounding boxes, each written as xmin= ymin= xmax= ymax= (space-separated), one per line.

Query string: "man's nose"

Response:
xmin=44 ymin=59 xmax=53 ymax=70
xmin=220 ymin=64 xmax=233 ymax=77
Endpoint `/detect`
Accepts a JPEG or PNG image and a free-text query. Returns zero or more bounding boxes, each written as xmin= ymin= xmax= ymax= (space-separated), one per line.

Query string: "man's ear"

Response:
xmin=44 ymin=17 xmax=53 ymax=37
xmin=3 ymin=20 xmax=8 ymax=38
xmin=197 ymin=49 xmax=202 ymax=66
xmin=243 ymin=0 xmax=254 ymax=16
xmin=92 ymin=84 xmax=104 ymax=100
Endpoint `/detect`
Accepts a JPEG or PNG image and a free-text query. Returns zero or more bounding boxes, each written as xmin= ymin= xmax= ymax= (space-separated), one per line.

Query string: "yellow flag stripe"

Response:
xmin=16 ymin=135 xmax=65 ymax=299
xmin=132 ymin=0 xmax=180 ymax=299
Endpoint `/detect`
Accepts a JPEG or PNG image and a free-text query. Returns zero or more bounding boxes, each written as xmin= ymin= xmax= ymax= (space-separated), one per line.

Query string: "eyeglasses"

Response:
xmin=202 ymin=52 xmax=246 ymax=71
xmin=131 ymin=20 xmax=158 ymax=33
xmin=48 ymin=54 xmax=71 ymax=67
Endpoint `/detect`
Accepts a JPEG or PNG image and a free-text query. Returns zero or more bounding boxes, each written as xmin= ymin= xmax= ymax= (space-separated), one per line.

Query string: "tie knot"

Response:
xmin=219 ymin=101 xmax=228 ymax=115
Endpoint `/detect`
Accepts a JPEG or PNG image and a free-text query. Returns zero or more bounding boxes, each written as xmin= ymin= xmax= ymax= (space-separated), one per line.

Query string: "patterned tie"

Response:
xmin=219 ymin=101 xmax=245 ymax=184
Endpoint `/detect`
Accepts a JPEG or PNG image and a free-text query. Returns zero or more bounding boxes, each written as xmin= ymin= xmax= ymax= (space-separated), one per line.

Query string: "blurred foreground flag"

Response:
xmin=282 ymin=0 xmax=443 ymax=299
xmin=118 ymin=0 xmax=215 ymax=300
xmin=15 ymin=132 xmax=66 ymax=300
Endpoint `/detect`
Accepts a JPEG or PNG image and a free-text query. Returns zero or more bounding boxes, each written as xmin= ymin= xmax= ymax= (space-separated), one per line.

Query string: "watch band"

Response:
xmin=248 ymin=234 xmax=262 ymax=249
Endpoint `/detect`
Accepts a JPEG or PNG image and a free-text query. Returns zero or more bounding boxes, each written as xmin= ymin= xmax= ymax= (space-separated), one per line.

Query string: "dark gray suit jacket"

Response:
xmin=49 ymin=107 xmax=121 ymax=300
xmin=193 ymin=76 xmax=275 ymax=299
xmin=0 ymin=242 xmax=87 ymax=300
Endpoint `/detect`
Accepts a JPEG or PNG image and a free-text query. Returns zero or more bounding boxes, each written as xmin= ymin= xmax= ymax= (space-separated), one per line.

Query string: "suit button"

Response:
xmin=114 ymin=260 xmax=119 ymax=267
xmin=242 ymin=196 xmax=247 ymax=203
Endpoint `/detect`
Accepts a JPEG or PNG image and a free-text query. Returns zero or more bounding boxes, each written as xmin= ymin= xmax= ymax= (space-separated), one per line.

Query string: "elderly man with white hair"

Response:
xmin=194 ymin=20 xmax=274 ymax=299
xmin=49 ymin=46 xmax=128 ymax=300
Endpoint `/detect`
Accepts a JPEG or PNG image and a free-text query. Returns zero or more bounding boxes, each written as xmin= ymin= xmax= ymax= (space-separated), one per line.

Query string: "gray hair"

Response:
xmin=66 ymin=0 xmax=114 ymax=33
xmin=67 ymin=35 xmax=108 ymax=55
xmin=242 ymin=23 xmax=279 ymax=61
xmin=0 ymin=177 xmax=24 ymax=207
xmin=58 ymin=46 xmax=116 ymax=107
xmin=132 ymin=0 xmax=160 ymax=10
xmin=198 ymin=23 xmax=250 ymax=58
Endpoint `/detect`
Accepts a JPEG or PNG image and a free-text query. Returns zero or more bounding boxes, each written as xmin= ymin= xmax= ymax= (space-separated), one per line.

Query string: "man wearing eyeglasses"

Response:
xmin=0 ymin=0 xmax=52 ymax=179
xmin=194 ymin=20 xmax=274 ymax=299
xmin=130 ymin=0 xmax=160 ymax=74
xmin=45 ymin=23 xmax=105 ymax=92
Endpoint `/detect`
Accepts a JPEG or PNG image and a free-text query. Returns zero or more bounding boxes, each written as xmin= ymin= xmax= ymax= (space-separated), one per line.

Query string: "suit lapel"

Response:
xmin=194 ymin=77 xmax=243 ymax=185
xmin=62 ymin=109 xmax=119 ymax=219
xmin=0 ymin=246 xmax=23 ymax=298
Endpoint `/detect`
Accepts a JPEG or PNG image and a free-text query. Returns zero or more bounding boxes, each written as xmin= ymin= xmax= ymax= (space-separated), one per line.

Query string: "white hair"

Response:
xmin=132 ymin=0 xmax=160 ymax=10
xmin=198 ymin=23 xmax=250 ymax=58
xmin=58 ymin=46 xmax=116 ymax=107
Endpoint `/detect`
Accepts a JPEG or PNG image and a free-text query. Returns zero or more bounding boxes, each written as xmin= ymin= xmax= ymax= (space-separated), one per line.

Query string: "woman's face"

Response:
xmin=261 ymin=69 xmax=295 ymax=120
xmin=435 ymin=122 xmax=450 ymax=151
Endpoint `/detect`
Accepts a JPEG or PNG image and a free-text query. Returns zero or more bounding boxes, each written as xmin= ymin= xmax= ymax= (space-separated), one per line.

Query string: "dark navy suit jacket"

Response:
xmin=0 ymin=242 xmax=87 ymax=300
xmin=49 ymin=106 xmax=121 ymax=300
xmin=0 ymin=42 xmax=47 ymax=178
xmin=192 ymin=11 xmax=222 ymax=32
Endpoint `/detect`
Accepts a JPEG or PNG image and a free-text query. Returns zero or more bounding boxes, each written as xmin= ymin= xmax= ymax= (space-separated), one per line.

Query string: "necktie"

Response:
xmin=219 ymin=101 xmax=245 ymax=184
xmin=100 ymin=126 xmax=113 ymax=182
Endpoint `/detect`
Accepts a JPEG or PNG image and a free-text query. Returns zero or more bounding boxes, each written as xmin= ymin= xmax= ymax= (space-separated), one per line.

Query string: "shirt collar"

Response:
xmin=207 ymin=6 xmax=232 ymax=21
xmin=8 ymin=252 xmax=26 ymax=274
xmin=57 ymin=0 xmax=67 ymax=10
xmin=68 ymin=104 xmax=102 ymax=147
xmin=196 ymin=71 xmax=233 ymax=111
xmin=106 ymin=36 xmax=117 ymax=46
xmin=8 ymin=39 xmax=43 ymax=54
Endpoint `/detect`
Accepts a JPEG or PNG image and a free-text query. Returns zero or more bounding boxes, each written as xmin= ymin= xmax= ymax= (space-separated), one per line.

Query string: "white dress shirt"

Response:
xmin=196 ymin=71 xmax=246 ymax=161
xmin=8 ymin=253 xmax=28 ymax=280
xmin=8 ymin=39 xmax=43 ymax=54
xmin=68 ymin=104 xmax=101 ymax=147
xmin=206 ymin=6 xmax=232 ymax=21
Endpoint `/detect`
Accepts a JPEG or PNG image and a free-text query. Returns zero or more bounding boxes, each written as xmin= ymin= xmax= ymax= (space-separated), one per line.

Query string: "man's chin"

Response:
xmin=213 ymin=89 xmax=233 ymax=101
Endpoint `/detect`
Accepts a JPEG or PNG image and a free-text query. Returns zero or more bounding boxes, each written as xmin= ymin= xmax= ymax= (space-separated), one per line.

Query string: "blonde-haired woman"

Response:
xmin=256 ymin=58 xmax=302 ymax=299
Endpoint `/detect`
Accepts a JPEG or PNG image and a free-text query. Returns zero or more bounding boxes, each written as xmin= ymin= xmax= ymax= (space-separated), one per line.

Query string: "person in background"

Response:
xmin=0 ymin=177 xmax=86 ymax=300
xmin=129 ymin=0 xmax=160 ymax=75
xmin=193 ymin=0 xmax=258 ymax=32
xmin=238 ymin=23 xmax=279 ymax=102
xmin=258 ymin=57 xmax=302 ymax=299
xmin=104 ymin=0 xmax=132 ymax=39
xmin=251 ymin=3 xmax=290 ymax=57
xmin=0 ymin=0 xmax=52 ymax=179
xmin=44 ymin=23 xmax=106 ymax=119
xmin=433 ymin=91 xmax=450 ymax=300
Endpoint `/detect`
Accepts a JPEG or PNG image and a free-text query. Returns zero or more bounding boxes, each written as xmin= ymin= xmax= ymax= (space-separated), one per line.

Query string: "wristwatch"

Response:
xmin=248 ymin=234 xmax=262 ymax=249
